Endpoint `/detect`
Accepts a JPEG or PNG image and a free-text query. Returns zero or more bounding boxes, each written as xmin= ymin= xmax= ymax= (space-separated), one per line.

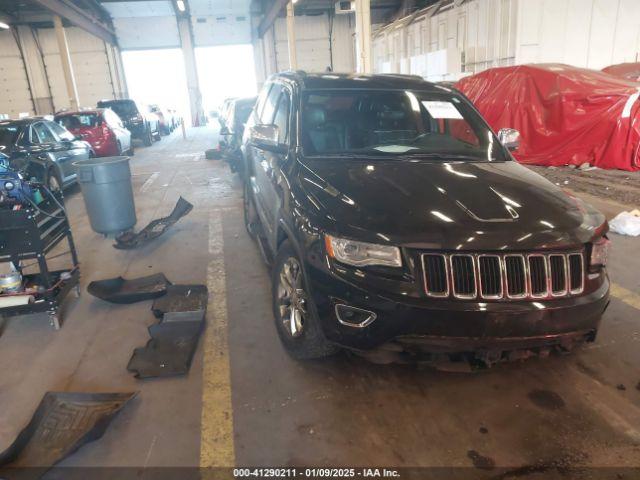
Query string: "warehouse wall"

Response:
xmin=0 ymin=31 xmax=35 ymax=118
xmin=373 ymin=0 xmax=640 ymax=81
xmin=256 ymin=12 xmax=356 ymax=82
xmin=516 ymin=0 xmax=640 ymax=68
xmin=37 ymin=27 xmax=117 ymax=111
xmin=0 ymin=26 xmax=125 ymax=119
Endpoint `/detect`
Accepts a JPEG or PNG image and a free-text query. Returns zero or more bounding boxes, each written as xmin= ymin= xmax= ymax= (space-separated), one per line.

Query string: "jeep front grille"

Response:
xmin=421 ymin=251 xmax=584 ymax=300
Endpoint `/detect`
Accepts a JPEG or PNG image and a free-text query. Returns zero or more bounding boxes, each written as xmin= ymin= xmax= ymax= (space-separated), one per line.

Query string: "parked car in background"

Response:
xmin=55 ymin=109 xmax=133 ymax=158
xmin=97 ymin=99 xmax=160 ymax=146
xmin=242 ymin=72 xmax=610 ymax=365
xmin=149 ymin=104 xmax=175 ymax=135
xmin=0 ymin=118 xmax=92 ymax=190
xmin=219 ymin=96 xmax=256 ymax=175
xmin=218 ymin=97 xmax=237 ymax=129
xmin=456 ymin=64 xmax=640 ymax=171
xmin=602 ymin=62 xmax=640 ymax=82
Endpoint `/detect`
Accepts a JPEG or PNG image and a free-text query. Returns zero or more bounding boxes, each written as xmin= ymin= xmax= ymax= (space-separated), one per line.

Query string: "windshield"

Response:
xmin=301 ymin=90 xmax=507 ymax=161
xmin=98 ymin=100 xmax=138 ymax=118
xmin=0 ymin=125 xmax=20 ymax=151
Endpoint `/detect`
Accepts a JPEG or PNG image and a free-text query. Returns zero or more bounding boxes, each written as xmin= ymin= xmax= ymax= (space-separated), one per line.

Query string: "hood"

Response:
xmin=298 ymin=157 xmax=605 ymax=251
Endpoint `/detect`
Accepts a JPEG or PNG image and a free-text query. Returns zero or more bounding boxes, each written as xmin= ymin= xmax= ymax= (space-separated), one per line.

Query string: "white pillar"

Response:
xmin=286 ymin=1 xmax=297 ymax=70
xmin=354 ymin=0 xmax=372 ymax=73
xmin=53 ymin=15 xmax=79 ymax=110
xmin=177 ymin=15 xmax=203 ymax=126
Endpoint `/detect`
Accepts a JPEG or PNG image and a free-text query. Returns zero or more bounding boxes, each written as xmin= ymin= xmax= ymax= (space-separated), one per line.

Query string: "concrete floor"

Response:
xmin=1 ymin=126 xmax=639 ymax=477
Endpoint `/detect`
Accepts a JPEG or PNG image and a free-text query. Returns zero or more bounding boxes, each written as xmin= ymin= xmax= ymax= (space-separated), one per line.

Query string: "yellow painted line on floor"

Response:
xmin=610 ymin=283 xmax=640 ymax=311
xmin=200 ymin=209 xmax=235 ymax=467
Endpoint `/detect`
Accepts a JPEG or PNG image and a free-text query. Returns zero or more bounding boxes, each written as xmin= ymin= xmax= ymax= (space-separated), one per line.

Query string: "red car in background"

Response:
xmin=55 ymin=108 xmax=133 ymax=157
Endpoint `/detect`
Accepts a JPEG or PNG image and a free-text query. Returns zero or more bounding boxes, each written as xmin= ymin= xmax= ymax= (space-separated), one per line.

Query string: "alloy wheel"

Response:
xmin=277 ymin=257 xmax=307 ymax=338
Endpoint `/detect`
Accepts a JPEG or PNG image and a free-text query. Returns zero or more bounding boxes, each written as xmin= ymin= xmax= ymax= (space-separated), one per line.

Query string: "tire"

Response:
xmin=117 ymin=141 xmax=122 ymax=155
xmin=127 ymin=143 xmax=135 ymax=156
xmin=153 ymin=125 xmax=161 ymax=141
xmin=272 ymin=241 xmax=338 ymax=360
xmin=143 ymin=126 xmax=153 ymax=146
xmin=46 ymin=167 xmax=63 ymax=192
xmin=243 ymin=181 xmax=259 ymax=239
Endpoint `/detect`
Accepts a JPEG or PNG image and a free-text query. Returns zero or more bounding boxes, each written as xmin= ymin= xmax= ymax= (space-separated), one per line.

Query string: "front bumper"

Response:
xmin=306 ymin=261 xmax=609 ymax=352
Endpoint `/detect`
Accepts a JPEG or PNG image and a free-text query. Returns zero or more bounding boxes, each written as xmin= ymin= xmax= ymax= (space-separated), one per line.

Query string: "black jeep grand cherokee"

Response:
xmin=241 ymin=72 xmax=610 ymax=364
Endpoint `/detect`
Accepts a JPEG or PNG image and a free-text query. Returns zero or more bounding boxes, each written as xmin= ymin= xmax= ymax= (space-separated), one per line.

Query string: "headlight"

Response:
xmin=325 ymin=234 xmax=402 ymax=268
xmin=590 ymin=237 xmax=610 ymax=269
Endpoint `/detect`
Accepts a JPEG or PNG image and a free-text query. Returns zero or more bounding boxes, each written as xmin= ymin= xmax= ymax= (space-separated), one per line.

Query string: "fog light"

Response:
xmin=335 ymin=304 xmax=376 ymax=328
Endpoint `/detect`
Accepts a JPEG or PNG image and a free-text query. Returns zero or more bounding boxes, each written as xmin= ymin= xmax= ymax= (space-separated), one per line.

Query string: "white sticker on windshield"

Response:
xmin=422 ymin=101 xmax=463 ymax=119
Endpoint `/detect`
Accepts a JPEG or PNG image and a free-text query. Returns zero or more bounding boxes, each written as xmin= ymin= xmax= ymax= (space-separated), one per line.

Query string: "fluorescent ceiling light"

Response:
xmin=176 ymin=0 xmax=186 ymax=12
xmin=0 ymin=22 xmax=10 ymax=29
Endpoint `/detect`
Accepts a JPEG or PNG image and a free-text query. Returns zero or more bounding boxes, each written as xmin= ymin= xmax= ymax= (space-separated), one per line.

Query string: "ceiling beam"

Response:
xmin=30 ymin=0 xmax=117 ymax=44
xmin=257 ymin=0 xmax=287 ymax=38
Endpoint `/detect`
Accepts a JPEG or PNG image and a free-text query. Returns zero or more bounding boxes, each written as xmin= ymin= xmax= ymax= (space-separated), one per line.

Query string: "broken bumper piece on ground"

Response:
xmin=0 ymin=391 xmax=136 ymax=479
xmin=87 ymin=273 xmax=171 ymax=304
xmin=114 ymin=196 xmax=193 ymax=249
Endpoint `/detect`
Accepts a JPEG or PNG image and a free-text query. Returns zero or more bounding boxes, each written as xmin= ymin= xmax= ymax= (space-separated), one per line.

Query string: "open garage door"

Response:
xmin=121 ymin=48 xmax=190 ymax=123
xmin=195 ymin=44 xmax=257 ymax=114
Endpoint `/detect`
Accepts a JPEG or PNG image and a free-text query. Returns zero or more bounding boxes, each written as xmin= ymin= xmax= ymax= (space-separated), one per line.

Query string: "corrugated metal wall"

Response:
xmin=516 ymin=0 xmax=640 ymax=68
xmin=373 ymin=0 xmax=518 ymax=81
xmin=373 ymin=0 xmax=640 ymax=80
xmin=0 ymin=32 xmax=34 ymax=118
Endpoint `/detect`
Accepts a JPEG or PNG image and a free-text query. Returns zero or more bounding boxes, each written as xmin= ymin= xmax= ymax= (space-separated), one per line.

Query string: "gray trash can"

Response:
xmin=74 ymin=156 xmax=137 ymax=234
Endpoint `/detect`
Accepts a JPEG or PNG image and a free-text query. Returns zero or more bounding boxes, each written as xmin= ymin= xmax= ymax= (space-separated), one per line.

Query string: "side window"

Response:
xmin=254 ymin=83 xmax=272 ymax=122
xmin=48 ymin=121 xmax=74 ymax=141
xmin=272 ymin=91 xmax=291 ymax=145
xmin=31 ymin=122 xmax=57 ymax=143
xmin=260 ymin=84 xmax=282 ymax=125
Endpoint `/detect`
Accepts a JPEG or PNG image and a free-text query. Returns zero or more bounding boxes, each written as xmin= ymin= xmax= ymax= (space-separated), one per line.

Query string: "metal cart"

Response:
xmin=0 ymin=191 xmax=80 ymax=329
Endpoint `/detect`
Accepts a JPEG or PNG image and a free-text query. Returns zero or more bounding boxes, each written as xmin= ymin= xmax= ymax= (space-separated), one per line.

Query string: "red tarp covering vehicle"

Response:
xmin=602 ymin=63 xmax=640 ymax=82
xmin=456 ymin=64 xmax=640 ymax=171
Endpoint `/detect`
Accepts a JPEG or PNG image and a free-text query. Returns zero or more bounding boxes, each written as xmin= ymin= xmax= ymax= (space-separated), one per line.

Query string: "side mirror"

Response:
xmin=249 ymin=124 xmax=282 ymax=152
xmin=498 ymin=128 xmax=521 ymax=152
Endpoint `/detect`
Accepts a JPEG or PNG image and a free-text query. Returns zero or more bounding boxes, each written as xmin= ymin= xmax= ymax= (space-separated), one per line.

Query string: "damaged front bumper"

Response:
xmin=306 ymin=262 xmax=610 ymax=364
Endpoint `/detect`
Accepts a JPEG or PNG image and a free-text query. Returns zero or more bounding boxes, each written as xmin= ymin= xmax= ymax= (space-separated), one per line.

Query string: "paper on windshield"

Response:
xmin=422 ymin=101 xmax=463 ymax=119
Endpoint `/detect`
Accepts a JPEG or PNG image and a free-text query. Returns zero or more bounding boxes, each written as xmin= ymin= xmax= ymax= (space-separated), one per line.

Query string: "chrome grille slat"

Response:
xmin=421 ymin=251 xmax=584 ymax=300
xmin=568 ymin=253 xmax=584 ymax=294
xmin=549 ymin=254 xmax=568 ymax=296
xmin=450 ymin=254 xmax=476 ymax=299
xmin=504 ymin=255 xmax=527 ymax=298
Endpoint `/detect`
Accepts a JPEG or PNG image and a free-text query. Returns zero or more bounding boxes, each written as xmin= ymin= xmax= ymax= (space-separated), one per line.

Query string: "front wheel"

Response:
xmin=272 ymin=241 xmax=338 ymax=360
